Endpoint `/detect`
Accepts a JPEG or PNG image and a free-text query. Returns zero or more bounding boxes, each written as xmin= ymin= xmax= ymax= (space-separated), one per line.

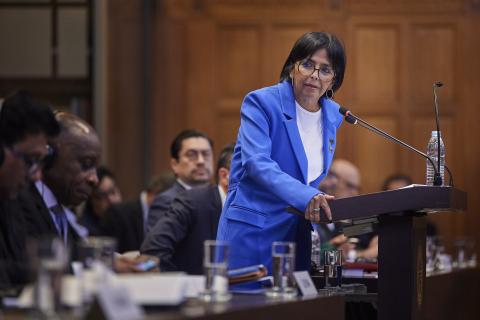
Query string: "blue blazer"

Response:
xmin=217 ymin=81 xmax=343 ymax=275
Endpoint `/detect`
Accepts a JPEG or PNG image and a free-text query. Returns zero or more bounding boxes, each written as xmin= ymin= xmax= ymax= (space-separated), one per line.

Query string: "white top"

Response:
xmin=140 ymin=191 xmax=149 ymax=233
xmin=218 ymin=185 xmax=227 ymax=207
xmin=295 ymin=100 xmax=324 ymax=183
xmin=176 ymin=178 xmax=193 ymax=190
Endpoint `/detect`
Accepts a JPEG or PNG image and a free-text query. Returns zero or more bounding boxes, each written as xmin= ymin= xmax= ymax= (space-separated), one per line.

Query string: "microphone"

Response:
xmin=432 ymin=82 xmax=443 ymax=186
xmin=339 ymin=107 xmax=444 ymax=186
xmin=285 ymin=104 xmax=453 ymax=219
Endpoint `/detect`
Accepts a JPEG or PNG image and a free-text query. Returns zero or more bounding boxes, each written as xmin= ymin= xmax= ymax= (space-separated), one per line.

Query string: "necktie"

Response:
xmin=50 ymin=204 xmax=67 ymax=243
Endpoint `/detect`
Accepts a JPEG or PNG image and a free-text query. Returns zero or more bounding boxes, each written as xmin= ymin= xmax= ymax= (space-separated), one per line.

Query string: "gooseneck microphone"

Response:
xmin=339 ymin=107 xmax=445 ymax=186
xmin=433 ymin=82 xmax=443 ymax=186
xmin=286 ymin=103 xmax=453 ymax=218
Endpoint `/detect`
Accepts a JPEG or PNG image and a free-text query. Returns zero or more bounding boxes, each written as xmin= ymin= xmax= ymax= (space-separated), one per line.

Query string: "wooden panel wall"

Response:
xmin=106 ymin=0 xmax=144 ymax=198
xmin=107 ymin=0 xmax=480 ymax=253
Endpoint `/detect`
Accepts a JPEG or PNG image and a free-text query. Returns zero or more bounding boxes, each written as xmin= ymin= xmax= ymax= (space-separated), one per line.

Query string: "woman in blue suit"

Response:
xmin=217 ymin=32 xmax=346 ymax=276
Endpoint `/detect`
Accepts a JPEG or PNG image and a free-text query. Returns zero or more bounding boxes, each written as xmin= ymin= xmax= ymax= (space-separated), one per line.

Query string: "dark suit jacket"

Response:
xmin=141 ymin=184 xmax=222 ymax=275
xmin=0 ymin=200 xmax=29 ymax=290
xmin=78 ymin=207 xmax=104 ymax=237
xmin=146 ymin=181 xmax=185 ymax=232
xmin=103 ymin=199 xmax=144 ymax=253
xmin=17 ymin=183 xmax=82 ymax=259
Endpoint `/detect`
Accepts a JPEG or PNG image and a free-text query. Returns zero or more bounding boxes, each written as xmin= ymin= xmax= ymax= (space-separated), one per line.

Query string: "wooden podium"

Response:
xmin=328 ymin=186 xmax=467 ymax=320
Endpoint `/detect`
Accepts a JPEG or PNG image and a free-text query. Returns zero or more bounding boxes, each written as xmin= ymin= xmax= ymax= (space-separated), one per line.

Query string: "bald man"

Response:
xmin=315 ymin=159 xmax=361 ymax=259
xmin=17 ymin=112 xmax=157 ymax=272
xmin=319 ymin=159 xmax=361 ymax=199
xmin=18 ymin=112 xmax=100 ymax=248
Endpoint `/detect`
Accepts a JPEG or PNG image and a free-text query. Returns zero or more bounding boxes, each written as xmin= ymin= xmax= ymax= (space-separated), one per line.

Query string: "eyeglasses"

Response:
xmin=297 ymin=59 xmax=335 ymax=80
xmin=183 ymin=149 xmax=212 ymax=162
xmin=327 ymin=170 xmax=360 ymax=192
xmin=8 ymin=144 xmax=53 ymax=174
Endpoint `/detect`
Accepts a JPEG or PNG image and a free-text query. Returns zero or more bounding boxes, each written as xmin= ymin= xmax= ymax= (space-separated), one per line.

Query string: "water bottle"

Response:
xmin=311 ymin=228 xmax=321 ymax=272
xmin=426 ymin=131 xmax=445 ymax=185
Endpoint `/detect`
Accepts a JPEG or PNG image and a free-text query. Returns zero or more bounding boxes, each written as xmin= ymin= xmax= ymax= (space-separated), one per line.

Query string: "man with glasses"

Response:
xmin=141 ymin=143 xmax=234 ymax=274
xmin=321 ymin=159 xmax=361 ymax=198
xmin=315 ymin=159 xmax=361 ymax=257
xmin=146 ymin=129 xmax=214 ymax=232
xmin=0 ymin=92 xmax=59 ymax=200
xmin=13 ymin=112 xmax=158 ymax=274
xmin=0 ymin=91 xmax=60 ymax=290
xmin=17 ymin=112 xmax=100 ymax=249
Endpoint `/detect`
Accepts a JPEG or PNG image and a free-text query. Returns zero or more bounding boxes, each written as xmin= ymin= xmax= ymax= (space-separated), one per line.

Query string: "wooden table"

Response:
xmin=2 ymin=293 xmax=345 ymax=320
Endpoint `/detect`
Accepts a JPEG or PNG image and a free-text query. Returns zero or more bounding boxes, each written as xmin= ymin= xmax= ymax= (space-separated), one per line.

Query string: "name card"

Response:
xmin=97 ymin=283 xmax=144 ymax=320
xmin=293 ymin=271 xmax=318 ymax=297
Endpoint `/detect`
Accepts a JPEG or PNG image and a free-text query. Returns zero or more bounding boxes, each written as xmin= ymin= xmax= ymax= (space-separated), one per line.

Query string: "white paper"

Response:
xmin=97 ymin=283 xmax=144 ymax=320
xmin=14 ymin=273 xmax=208 ymax=308
xmin=111 ymin=273 xmax=187 ymax=306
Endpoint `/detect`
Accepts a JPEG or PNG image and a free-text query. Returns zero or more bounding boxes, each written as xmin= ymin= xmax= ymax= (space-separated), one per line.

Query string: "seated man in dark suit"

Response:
xmin=103 ymin=173 xmax=174 ymax=253
xmin=0 ymin=91 xmax=60 ymax=290
xmin=16 ymin=112 xmax=157 ymax=273
xmin=141 ymin=143 xmax=234 ymax=274
xmin=146 ymin=129 xmax=214 ymax=231
xmin=17 ymin=112 xmax=99 ymax=251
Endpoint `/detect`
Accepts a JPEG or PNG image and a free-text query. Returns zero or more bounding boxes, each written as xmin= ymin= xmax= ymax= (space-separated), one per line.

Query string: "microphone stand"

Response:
xmin=286 ymin=106 xmax=454 ymax=217
xmin=342 ymin=109 xmax=453 ymax=186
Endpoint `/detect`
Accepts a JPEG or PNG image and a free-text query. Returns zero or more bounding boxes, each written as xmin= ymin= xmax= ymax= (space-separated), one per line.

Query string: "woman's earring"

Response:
xmin=325 ymin=89 xmax=334 ymax=99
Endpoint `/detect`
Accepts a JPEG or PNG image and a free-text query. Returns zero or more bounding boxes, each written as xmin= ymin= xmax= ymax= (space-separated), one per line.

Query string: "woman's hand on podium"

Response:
xmin=305 ymin=193 xmax=334 ymax=223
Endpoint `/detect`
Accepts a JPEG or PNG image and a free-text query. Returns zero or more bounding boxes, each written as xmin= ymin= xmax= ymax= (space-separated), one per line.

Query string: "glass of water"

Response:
xmin=199 ymin=240 xmax=231 ymax=302
xmin=324 ymin=249 xmax=342 ymax=288
xmin=28 ymin=236 xmax=68 ymax=319
xmin=77 ymin=237 xmax=117 ymax=308
xmin=78 ymin=236 xmax=117 ymax=271
xmin=266 ymin=241 xmax=297 ymax=299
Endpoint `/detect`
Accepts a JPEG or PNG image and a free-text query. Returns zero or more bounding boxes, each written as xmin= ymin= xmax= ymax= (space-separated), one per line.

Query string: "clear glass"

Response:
xmin=324 ymin=250 xmax=342 ymax=288
xmin=453 ymin=238 xmax=477 ymax=269
xmin=28 ymin=236 xmax=68 ymax=319
xmin=199 ymin=240 xmax=231 ymax=302
xmin=311 ymin=229 xmax=322 ymax=273
xmin=77 ymin=237 xmax=117 ymax=307
xmin=266 ymin=241 xmax=297 ymax=299
xmin=426 ymin=236 xmax=437 ymax=274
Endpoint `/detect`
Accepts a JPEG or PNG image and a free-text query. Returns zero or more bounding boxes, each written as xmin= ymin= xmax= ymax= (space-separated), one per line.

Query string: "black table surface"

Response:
xmin=2 ymin=292 xmax=345 ymax=320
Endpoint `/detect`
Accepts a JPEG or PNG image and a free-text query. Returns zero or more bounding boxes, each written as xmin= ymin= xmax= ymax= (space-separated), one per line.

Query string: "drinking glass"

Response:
xmin=266 ymin=241 xmax=297 ymax=299
xmin=199 ymin=240 xmax=231 ymax=302
xmin=324 ymin=249 xmax=342 ymax=288
xmin=77 ymin=237 xmax=117 ymax=306
xmin=28 ymin=236 xmax=68 ymax=319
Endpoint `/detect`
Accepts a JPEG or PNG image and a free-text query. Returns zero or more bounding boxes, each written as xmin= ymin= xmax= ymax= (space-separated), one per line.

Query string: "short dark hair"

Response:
xmin=216 ymin=143 xmax=235 ymax=172
xmin=279 ymin=32 xmax=346 ymax=93
xmin=145 ymin=171 xmax=176 ymax=195
xmin=215 ymin=143 xmax=235 ymax=182
xmin=0 ymin=91 xmax=60 ymax=146
xmin=96 ymin=166 xmax=116 ymax=185
xmin=382 ymin=174 xmax=412 ymax=191
xmin=170 ymin=129 xmax=213 ymax=160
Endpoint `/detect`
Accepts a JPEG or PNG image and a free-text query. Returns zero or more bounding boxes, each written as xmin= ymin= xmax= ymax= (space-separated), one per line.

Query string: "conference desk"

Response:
xmin=3 ymin=268 xmax=478 ymax=320
xmin=315 ymin=267 xmax=480 ymax=320
xmin=2 ymin=294 xmax=345 ymax=320
xmin=424 ymin=268 xmax=480 ymax=320
xmin=142 ymin=294 xmax=344 ymax=320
